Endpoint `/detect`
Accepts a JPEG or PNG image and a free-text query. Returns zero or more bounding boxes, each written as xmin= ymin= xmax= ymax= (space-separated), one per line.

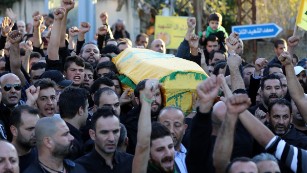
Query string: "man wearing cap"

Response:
xmin=294 ymin=66 xmax=307 ymax=93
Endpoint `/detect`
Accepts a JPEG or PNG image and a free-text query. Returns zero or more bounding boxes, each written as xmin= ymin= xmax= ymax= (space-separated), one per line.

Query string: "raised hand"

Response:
xmin=120 ymin=88 xmax=133 ymax=105
xmin=225 ymin=94 xmax=251 ymax=116
xmin=139 ymin=79 xmax=160 ymax=105
xmin=278 ymin=51 xmax=292 ymax=66
xmin=226 ymin=32 xmax=240 ymax=52
xmin=26 ymin=86 xmax=40 ymax=106
xmin=61 ymin=0 xmax=75 ymax=12
xmin=6 ymin=8 xmax=17 ymax=22
xmin=53 ymin=7 xmax=66 ymax=21
xmin=100 ymin=12 xmax=108 ymax=24
xmin=254 ymin=58 xmax=268 ymax=72
xmin=197 ymin=75 xmax=221 ymax=113
xmin=227 ymin=53 xmax=242 ymax=69
xmin=33 ymin=15 xmax=44 ymax=28
xmin=69 ymin=26 xmax=79 ymax=37
xmin=288 ymin=36 xmax=299 ymax=48
xmin=1 ymin=17 xmax=14 ymax=36
xmin=187 ymin=17 xmax=196 ymax=30
xmin=20 ymin=40 xmax=33 ymax=52
xmin=8 ymin=30 xmax=22 ymax=45
xmin=97 ymin=25 xmax=108 ymax=35
xmin=79 ymin=22 xmax=91 ymax=34
xmin=188 ymin=33 xmax=199 ymax=49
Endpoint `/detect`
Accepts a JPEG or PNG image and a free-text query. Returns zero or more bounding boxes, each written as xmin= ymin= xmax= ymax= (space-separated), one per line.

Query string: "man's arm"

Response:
xmin=132 ymin=79 xmax=159 ymax=173
xmin=32 ymin=14 xmax=43 ymax=49
xmin=47 ymin=7 xmax=66 ymax=61
xmin=60 ymin=0 xmax=75 ymax=47
xmin=176 ymin=17 xmax=195 ymax=59
xmin=8 ymin=31 xmax=27 ymax=87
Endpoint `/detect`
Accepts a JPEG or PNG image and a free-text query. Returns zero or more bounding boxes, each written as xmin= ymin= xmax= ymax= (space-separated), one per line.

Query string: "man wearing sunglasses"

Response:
xmin=0 ymin=73 xmax=24 ymax=141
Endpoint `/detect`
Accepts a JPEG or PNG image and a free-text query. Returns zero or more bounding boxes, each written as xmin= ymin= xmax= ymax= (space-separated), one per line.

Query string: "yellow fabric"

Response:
xmin=113 ymin=48 xmax=208 ymax=114
xmin=296 ymin=0 xmax=307 ymax=31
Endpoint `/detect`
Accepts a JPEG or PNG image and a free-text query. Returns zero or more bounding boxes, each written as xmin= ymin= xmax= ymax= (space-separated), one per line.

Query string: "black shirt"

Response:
xmin=76 ymin=148 xmax=133 ymax=173
xmin=65 ymin=122 xmax=84 ymax=160
xmin=19 ymin=147 xmax=38 ymax=172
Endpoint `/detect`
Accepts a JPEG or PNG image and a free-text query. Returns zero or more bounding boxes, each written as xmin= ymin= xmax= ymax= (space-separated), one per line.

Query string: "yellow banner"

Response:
xmin=296 ymin=0 xmax=307 ymax=31
xmin=154 ymin=16 xmax=188 ymax=49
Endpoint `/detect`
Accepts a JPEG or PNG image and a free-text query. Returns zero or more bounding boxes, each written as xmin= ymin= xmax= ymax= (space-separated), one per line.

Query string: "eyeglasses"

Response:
xmin=3 ymin=84 xmax=22 ymax=92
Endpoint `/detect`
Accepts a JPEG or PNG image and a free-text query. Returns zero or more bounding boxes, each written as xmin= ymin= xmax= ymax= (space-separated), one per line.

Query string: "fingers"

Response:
xmin=8 ymin=30 xmax=22 ymax=44
xmin=228 ymin=94 xmax=251 ymax=107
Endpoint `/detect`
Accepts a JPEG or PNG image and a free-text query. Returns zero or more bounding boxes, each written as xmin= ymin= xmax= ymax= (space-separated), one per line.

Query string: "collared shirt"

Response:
xmin=175 ymin=144 xmax=187 ymax=173
xmin=75 ymin=148 xmax=133 ymax=173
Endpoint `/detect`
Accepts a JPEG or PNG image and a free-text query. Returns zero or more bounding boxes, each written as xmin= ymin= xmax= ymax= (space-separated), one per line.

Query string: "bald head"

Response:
xmin=150 ymin=39 xmax=166 ymax=54
xmin=0 ymin=140 xmax=19 ymax=173
xmin=17 ymin=20 xmax=26 ymax=33
xmin=35 ymin=116 xmax=64 ymax=147
xmin=0 ymin=73 xmax=21 ymax=106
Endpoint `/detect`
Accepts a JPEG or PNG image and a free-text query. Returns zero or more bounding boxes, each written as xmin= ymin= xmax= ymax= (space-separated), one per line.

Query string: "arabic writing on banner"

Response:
xmin=232 ymin=23 xmax=282 ymax=40
xmin=296 ymin=0 xmax=307 ymax=31
xmin=154 ymin=16 xmax=188 ymax=49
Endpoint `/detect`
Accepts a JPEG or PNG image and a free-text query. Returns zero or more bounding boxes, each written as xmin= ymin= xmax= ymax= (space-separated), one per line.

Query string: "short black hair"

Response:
xmin=30 ymin=62 xmax=46 ymax=71
xmin=94 ymin=87 xmax=118 ymax=106
xmin=263 ymin=63 xmax=282 ymax=77
xmin=34 ymin=78 xmax=56 ymax=90
xmin=260 ymin=73 xmax=281 ymax=90
xmin=91 ymin=106 xmax=118 ymax=130
xmin=209 ymin=50 xmax=226 ymax=60
xmin=213 ymin=60 xmax=226 ymax=76
xmin=96 ymin=61 xmax=118 ymax=75
xmin=64 ymin=55 xmax=85 ymax=72
xmin=90 ymin=77 xmax=114 ymax=94
xmin=10 ymin=105 xmax=39 ymax=127
xmin=273 ymin=38 xmax=286 ymax=48
xmin=208 ymin=12 xmax=222 ymax=23
xmin=58 ymin=87 xmax=89 ymax=119
xmin=135 ymin=33 xmax=149 ymax=42
xmin=100 ymin=54 xmax=112 ymax=61
xmin=268 ymin=98 xmax=292 ymax=115
xmin=150 ymin=122 xmax=171 ymax=145
xmin=84 ymin=62 xmax=94 ymax=73
xmin=30 ymin=52 xmax=42 ymax=59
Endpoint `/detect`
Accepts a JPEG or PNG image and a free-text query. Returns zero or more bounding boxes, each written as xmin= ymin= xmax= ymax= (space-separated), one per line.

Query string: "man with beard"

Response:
xmin=123 ymin=79 xmax=163 ymax=155
xmin=158 ymin=107 xmax=188 ymax=173
xmin=24 ymin=116 xmax=86 ymax=173
xmin=294 ymin=66 xmax=307 ymax=93
xmin=76 ymin=107 xmax=133 ymax=172
xmin=249 ymin=74 xmax=283 ymax=120
xmin=0 ymin=140 xmax=20 ymax=173
xmin=10 ymin=105 xmax=39 ymax=172
xmin=0 ymin=73 xmax=25 ymax=141
xmin=133 ymin=79 xmax=178 ymax=173
xmin=150 ymin=39 xmax=166 ymax=54
xmin=267 ymin=98 xmax=307 ymax=149
xmin=80 ymin=43 xmax=100 ymax=68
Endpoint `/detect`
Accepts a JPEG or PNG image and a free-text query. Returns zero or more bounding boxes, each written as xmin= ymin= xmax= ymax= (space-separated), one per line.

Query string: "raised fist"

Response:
xmin=79 ymin=22 xmax=91 ymax=34
xmin=8 ymin=30 xmax=22 ymax=44
xmin=53 ymin=7 xmax=66 ymax=20
xmin=278 ymin=51 xmax=292 ymax=66
xmin=187 ymin=17 xmax=196 ymax=29
xmin=97 ymin=25 xmax=108 ymax=35
xmin=33 ymin=15 xmax=44 ymax=28
xmin=69 ymin=26 xmax=79 ymax=37
xmin=61 ymin=0 xmax=75 ymax=11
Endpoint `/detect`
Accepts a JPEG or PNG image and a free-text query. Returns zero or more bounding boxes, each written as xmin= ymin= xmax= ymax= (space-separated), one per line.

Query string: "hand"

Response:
xmin=278 ymin=51 xmax=292 ymax=66
xmin=226 ymin=32 xmax=240 ymax=52
xmin=191 ymin=92 xmax=199 ymax=111
xmin=100 ymin=12 xmax=108 ymax=24
xmin=254 ymin=58 xmax=268 ymax=72
xmin=33 ymin=15 xmax=44 ymax=28
xmin=255 ymin=107 xmax=267 ymax=124
xmin=20 ymin=40 xmax=33 ymax=52
xmin=40 ymin=24 xmax=47 ymax=33
xmin=97 ymin=25 xmax=108 ymax=35
xmin=225 ymin=94 xmax=251 ymax=116
xmin=79 ymin=22 xmax=91 ymax=34
xmin=288 ymin=36 xmax=299 ymax=48
xmin=26 ymin=86 xmax=40 ymax=106
xmin=187 ymin=17 xmax=196 ymax=30
xmin=197 ymin=75 xmax=221 ymax=113
xmin=1 ymin=17 xmax=14 ymax=36
xmin=69 ymin=26 xmax=79 ymax=37
xmin=61 ymin=0 xmax=75 ymax=12
xmin=227 ymin=53 xmax=242 ymax=69
xmin=7 ymin=30 xmax=22 ymax=45
xmin=120 ymin=88 xmax=133 ymax=105
xmin=6 ymin=8 xmax=17 ymax=22
xmin=53 ymin=7 xmax=66 ymax=21
xmin=188 ymin=33 xmax=199 ymax=49
xmin=139 ymin=79 xmax=160 ymax=105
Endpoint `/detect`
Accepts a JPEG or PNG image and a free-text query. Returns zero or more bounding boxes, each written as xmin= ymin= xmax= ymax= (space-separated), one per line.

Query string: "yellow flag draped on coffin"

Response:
xmin=112 ymin=48 xmax=208 ymax=114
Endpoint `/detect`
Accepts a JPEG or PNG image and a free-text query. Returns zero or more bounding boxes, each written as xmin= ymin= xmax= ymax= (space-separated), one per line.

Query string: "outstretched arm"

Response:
xmin=132 ymin=79 xmax=160 ymax=173
xmin=60 ymin=0 xmax=75 ymax=47
xmin=47 ymin=7 xmax=66 ymax=61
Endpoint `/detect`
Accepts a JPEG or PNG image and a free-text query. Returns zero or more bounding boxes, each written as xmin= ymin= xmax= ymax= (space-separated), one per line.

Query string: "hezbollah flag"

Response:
xmin=112 ymin=48 xmax=208 ymax=114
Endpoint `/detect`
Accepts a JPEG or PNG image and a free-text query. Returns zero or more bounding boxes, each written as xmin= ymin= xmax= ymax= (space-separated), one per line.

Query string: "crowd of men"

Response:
xmin=1 ymin=0 xmax=307 ymax=173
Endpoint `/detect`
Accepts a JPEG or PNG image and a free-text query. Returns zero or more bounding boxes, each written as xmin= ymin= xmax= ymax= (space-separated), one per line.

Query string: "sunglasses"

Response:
xmin=3 ymin=84 xmax=22 ymax=92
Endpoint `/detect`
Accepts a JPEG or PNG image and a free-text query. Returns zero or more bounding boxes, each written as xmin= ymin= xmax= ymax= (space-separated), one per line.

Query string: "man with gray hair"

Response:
xmin=252 ymin=153 xmax=280 ymax=173
xmin=24 ymin=116 xmax=86 ymax=173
